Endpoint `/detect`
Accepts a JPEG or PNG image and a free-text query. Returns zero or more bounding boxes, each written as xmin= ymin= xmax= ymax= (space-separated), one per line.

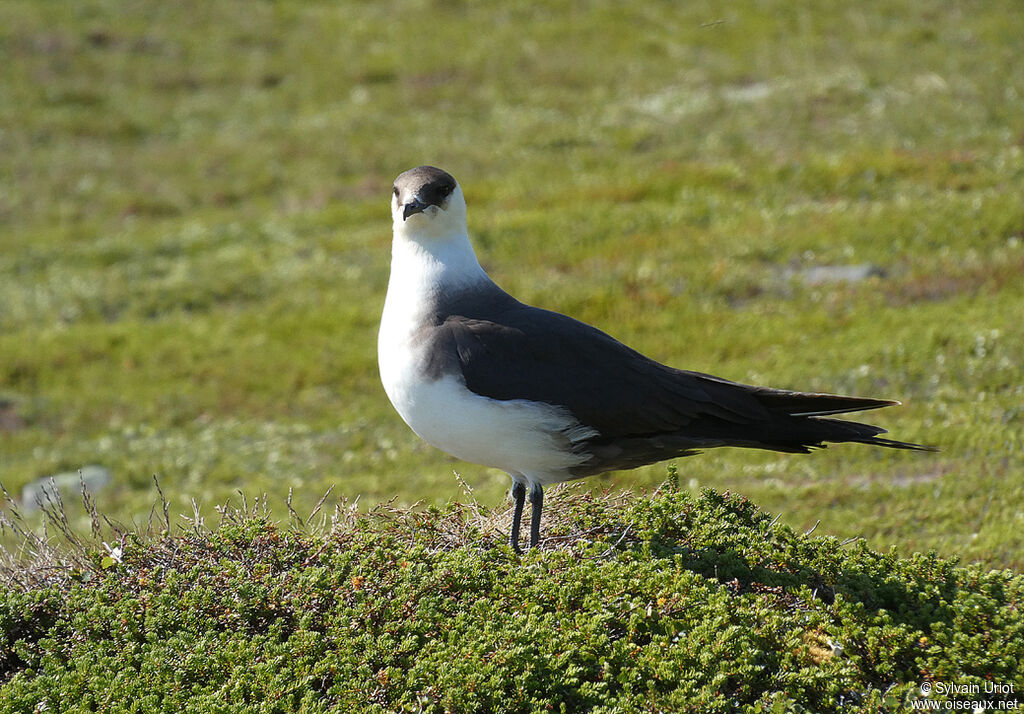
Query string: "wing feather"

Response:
xmin=424 ymin=284 xmax=932 ymax=476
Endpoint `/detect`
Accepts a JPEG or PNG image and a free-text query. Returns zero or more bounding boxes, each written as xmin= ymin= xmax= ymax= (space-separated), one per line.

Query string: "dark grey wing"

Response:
xmin=443 ymin=306 xmax=752 ymax=433
xmin=428 ymin=289 xmax=932 ymax=475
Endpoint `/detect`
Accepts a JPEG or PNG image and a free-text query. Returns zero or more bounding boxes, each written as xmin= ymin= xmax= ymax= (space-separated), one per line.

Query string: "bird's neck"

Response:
xmin=384 ymin=229 xmax=491 ymax=319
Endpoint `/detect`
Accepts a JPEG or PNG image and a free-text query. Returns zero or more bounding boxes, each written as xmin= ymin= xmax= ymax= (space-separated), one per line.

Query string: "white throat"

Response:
xmin=383 ymin=186 xmax=491 ymax=324
xmin=387 ymin=228 xmax=488 ymax=305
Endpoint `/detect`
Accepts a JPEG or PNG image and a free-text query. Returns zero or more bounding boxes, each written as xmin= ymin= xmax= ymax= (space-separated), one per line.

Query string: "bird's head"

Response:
xmin=391 ymin=166 xmax=467 ymax=240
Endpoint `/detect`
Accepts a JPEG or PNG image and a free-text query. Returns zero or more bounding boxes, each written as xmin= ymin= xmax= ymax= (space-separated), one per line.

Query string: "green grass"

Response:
xmin=2 ymin=489 xmax=1022 ymax=712
xmin=2 ymin=0 xmax=1024 ymax=569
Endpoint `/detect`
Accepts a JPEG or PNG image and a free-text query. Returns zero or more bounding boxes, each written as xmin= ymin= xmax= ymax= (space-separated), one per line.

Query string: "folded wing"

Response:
xmin=428 ymin=287 xmax=933 ymax=476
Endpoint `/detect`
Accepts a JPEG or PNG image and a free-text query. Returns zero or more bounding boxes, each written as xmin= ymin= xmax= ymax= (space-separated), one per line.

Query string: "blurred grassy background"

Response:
xmin=1 ymin=0 xmax=1022 ymax=567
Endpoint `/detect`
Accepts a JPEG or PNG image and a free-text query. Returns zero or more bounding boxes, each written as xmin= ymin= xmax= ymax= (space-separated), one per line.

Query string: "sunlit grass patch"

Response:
xmin=1 ymin=0 xmax=1023 ymax=572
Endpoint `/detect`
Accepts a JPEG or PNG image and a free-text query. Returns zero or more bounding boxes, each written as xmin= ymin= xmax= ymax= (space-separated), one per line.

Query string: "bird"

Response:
xmin=377 ymin=166 xmax=934 ymax=554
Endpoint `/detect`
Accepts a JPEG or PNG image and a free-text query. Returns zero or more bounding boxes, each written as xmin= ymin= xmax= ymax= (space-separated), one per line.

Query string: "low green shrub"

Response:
xmin=2 ymin=487 xmax=1021 ymax=712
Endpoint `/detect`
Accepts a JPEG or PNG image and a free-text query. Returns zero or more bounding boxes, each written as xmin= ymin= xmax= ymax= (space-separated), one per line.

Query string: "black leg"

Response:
xmin=528 ymin=483 xmax=544 ymax=549
xmin=510 ymin=482 xmax=526 ymax=554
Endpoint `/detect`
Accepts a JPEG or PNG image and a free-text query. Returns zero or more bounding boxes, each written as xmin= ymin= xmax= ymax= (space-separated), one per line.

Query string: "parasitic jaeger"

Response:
xmin=378 ymin=166 xmax=933 ymax=553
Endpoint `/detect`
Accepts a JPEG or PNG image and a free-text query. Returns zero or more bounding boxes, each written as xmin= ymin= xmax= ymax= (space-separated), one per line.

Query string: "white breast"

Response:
xmin=378 ymin=232 xmax=595 ymax=483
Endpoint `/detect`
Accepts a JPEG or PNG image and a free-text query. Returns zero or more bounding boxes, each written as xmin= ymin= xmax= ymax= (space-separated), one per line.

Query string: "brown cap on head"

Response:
xmin=393 ymin=166 xmax=457 ymax=220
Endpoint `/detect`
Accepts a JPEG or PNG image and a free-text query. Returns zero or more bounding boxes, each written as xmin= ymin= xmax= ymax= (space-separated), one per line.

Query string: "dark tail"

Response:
xmin=805 ymin=415 xmax=937 ymax=452
xmin=752 ymin=388 xmax=899 ymax=417
xmin=749 ymin=387 xmax=937 ymax=453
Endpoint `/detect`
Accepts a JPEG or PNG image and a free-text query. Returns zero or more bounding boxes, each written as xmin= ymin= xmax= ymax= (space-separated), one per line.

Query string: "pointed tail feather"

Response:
xmin=753 ymin=388 xmax=900 ymax=417
xmin=802 ymin=415 xmax=938 ymax=452
xmin=741 ymin=386 xmax=938 ymax=450
xmin=848 ymin=433 xmax=938 ymax=452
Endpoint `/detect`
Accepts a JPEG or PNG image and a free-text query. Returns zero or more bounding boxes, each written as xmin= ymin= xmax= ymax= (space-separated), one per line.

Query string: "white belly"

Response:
xmin=378 ymin=318 xmax=593 ymax=482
